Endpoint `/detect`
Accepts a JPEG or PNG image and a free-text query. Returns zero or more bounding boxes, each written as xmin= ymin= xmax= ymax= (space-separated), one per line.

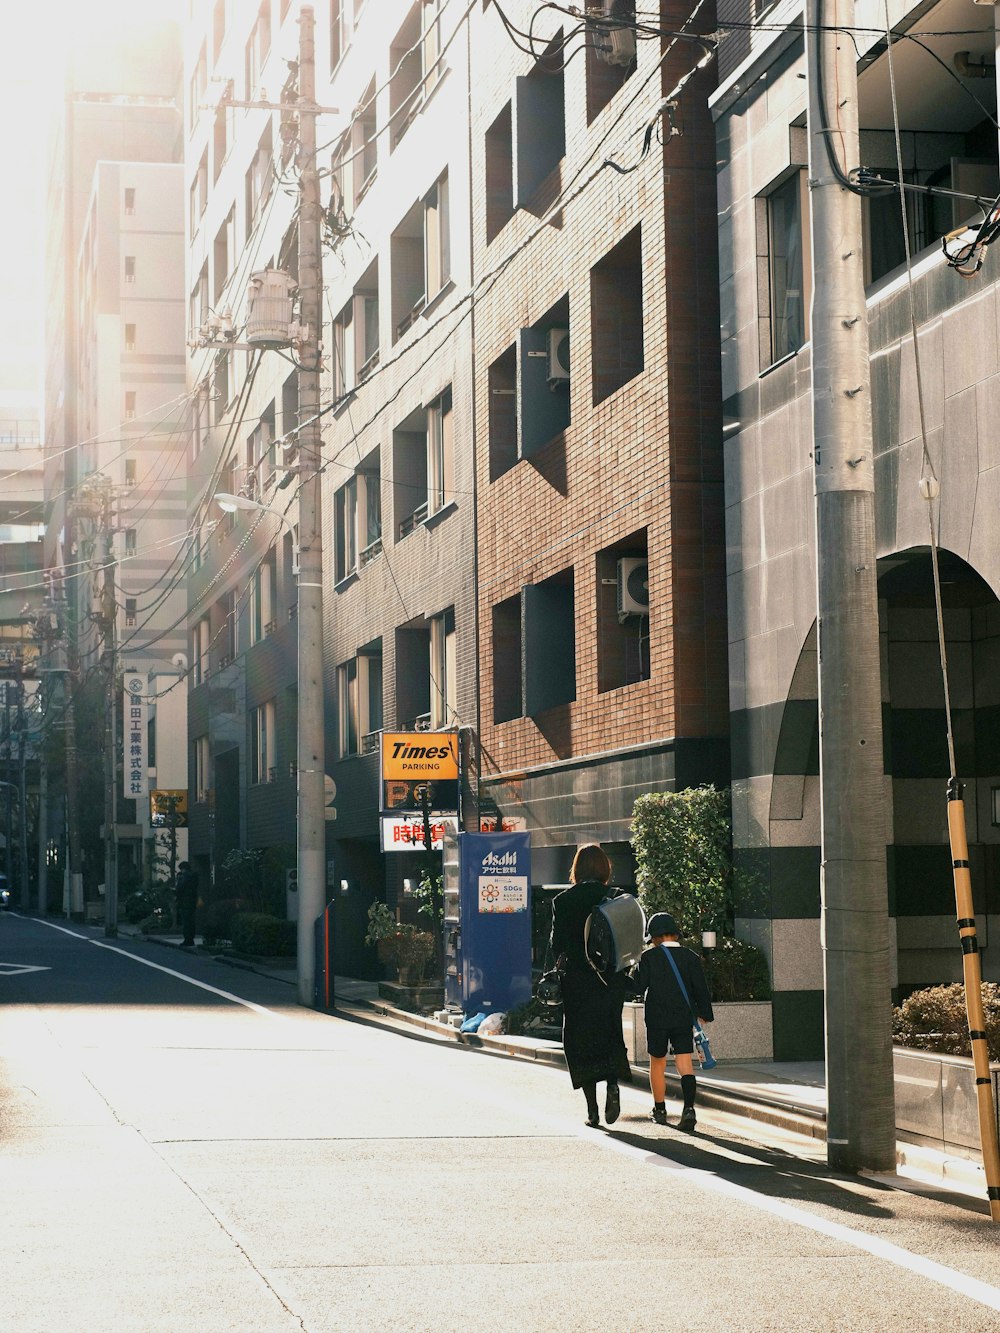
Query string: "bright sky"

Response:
xmin=0 ymin=2 xmax=186 ymax=416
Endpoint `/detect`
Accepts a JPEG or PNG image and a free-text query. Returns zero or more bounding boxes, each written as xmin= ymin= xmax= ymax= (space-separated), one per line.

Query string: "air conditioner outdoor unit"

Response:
xmin=547 ymin=327 xmax=570 ymax=385
xmin=617 ymin=557 xmax=649 ymax=618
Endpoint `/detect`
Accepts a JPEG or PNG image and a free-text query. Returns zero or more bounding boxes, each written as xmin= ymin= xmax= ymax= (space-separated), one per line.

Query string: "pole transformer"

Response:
xmin=807 ymin=0 xmax=896 ymax=1172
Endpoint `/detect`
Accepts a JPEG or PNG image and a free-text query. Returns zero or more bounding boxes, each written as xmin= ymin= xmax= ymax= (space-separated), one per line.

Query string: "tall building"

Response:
xmin=42 ymin=10 xmax=188 ymax=907
xmin=713 ymin=0 xmax=1000 ymax=1056
xmin=186 ymin=1 xmax=729 ymax=977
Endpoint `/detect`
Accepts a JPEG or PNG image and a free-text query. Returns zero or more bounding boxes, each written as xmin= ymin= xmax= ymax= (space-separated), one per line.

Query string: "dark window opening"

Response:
xmin=518 ymin=294 xmax=570 ymax=457
xmin=514 ymin=35 xmax=565 ymax=209
xmin=391 ymin=200 xmax=426 ymax=342
xmin=393 ymin=405 xmax=428 ymax=538
xmin=390 ymin=3 xmax=423 ymax=149
xmin=485 ymin=102 xmax=514 ymax=242
xmin=764 ymin=171 xmax=808 ymax=364
xmin=597 ymin=532 xmax=650 ymax=692
xmin=488 ymin=344 xmax=517 ymax=480
xmin=396 ymin=621 xmax=432 ymax=729
xmin=591 ymin=225 xmax=643 ymax=404
xmin=492 ymin=595 xmax=522 ymax=723
xmin=524 ymin=568 xmax=575 ymax=714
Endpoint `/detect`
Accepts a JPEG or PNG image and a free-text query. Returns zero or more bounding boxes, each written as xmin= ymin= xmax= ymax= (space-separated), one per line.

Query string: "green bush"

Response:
xmin=230 ymin=912 xmax=297 ymax=957
xmin=893 ymin=983 xmax=1000 ymax=1060
xmin=201 ymin=897 xmax=248 ymax=946
xmin=706 ymin=936 xmax=771 ymax=1002
xmin=632 ymin=786 xmax=731 ymax=939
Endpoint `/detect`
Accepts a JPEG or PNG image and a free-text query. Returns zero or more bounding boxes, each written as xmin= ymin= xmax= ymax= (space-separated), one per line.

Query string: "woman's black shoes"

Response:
xmin=586 ymin=1113 xmax=601 ymax=1128
xmin=605 ymin=1083 xmax=620 ymax=1125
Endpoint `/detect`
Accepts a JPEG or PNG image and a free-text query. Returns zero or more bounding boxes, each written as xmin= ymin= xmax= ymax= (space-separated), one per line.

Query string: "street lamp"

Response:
xmin=214 ymin=491 xmax=322 ymax=1006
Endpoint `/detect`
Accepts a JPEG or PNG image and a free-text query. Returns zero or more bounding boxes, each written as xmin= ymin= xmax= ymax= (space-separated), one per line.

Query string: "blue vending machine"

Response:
xmin=454 ymin=832 xmax=532 ymax=1017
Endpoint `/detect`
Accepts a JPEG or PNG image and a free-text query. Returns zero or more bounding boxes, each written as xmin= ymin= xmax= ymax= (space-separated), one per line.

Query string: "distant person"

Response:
xmin=630 ymin=912 xmax=713 ymax=1132
xmin=175 ymin=860 xmax=199 ymax=948
xmin=550 ymin=844 xmax=631 ymax=1127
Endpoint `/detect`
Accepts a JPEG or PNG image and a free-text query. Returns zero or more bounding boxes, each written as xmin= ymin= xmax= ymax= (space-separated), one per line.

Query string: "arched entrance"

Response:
xmin=750 ymin=548 xmax=1000 ymax=1060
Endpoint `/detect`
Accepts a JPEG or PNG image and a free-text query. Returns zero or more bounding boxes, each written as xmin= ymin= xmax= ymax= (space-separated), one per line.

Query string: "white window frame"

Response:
xmin=430 ymin=608 xmax=456 ymax=729
xmin=427 ymin=386 xmax=454 ymax=515
xmin=424 ymin=171 xmax=450 ymax=301
xmin=251 ymin=699 xmax=276 ymax=783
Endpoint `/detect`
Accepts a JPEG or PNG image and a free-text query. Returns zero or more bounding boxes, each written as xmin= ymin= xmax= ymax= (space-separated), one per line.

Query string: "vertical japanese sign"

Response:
xmin=122 ymin=672 xmax=147 ymax=803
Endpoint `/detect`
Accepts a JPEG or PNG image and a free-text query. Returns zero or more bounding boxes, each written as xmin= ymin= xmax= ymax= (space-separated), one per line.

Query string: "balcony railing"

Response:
xmin=398 ymin=502 xmax=428 ymax=541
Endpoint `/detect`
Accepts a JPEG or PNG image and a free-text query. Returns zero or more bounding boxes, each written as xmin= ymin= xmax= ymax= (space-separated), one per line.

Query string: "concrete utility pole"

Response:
xmin=294 ymin=4 xmax=327 ymax=1006
xmin=100 ymin=486 xmax=119 ymax=938
xmin=806 ymin=0 xmax=896 ymax=1172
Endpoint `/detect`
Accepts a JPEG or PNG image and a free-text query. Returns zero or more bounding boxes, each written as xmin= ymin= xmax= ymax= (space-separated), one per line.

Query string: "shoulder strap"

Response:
xmin=660 ymin=944 xmax=697 ymax=1022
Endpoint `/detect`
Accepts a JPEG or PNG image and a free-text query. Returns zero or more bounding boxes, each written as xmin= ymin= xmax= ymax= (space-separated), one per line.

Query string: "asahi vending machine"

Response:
xmin=447 ymin=831 xmax=532 ymax=1016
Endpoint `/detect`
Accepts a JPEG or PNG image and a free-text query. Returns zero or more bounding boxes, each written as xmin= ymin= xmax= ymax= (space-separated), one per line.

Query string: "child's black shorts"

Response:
xmin=645 ymin=1024 xmax=694 ymax=1059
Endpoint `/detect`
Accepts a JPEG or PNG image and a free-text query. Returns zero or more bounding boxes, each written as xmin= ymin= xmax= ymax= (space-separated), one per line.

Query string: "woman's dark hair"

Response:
xmin=570 ymin=843 xmax=611 ymax=885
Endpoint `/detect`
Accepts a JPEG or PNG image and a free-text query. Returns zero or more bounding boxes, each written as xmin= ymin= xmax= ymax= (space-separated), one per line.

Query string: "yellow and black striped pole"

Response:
xmin=947 ymin=778 xmax=1000 ymax=1221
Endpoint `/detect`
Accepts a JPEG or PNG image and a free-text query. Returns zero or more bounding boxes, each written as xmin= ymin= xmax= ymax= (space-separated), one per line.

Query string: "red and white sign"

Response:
xmin=380 ymin=815 xmax=457 ymax=853
xmin=479 ymin=815 xmax=528 ymax=834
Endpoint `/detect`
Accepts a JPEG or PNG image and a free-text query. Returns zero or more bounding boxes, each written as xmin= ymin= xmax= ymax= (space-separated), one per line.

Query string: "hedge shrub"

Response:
xmin=706 ymin=936 xmax=772 ymax=1002
xmin=632 ymin=786 xmax=731 ymax=939
xmin=893 ymin=983 xmax=1000 ymax=1060
xmin=201 ymin=897 xmax=248 ymax=947
xmin=230 ymin=912 xmax=297 ymax=958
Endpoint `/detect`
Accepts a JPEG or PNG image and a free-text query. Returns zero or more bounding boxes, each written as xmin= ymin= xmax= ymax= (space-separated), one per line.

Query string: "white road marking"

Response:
xmin=0 ymin=963 xmax=52 ymax=975
xmin=21 ymin=914 xmax=1000 ymax=1312
xmin=25 ymin=916 xmax=286 ymax=1020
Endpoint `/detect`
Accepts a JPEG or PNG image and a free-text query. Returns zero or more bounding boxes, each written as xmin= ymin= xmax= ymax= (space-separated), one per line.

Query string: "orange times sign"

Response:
xmin=381 ymin=731 xmax=459 ymax=782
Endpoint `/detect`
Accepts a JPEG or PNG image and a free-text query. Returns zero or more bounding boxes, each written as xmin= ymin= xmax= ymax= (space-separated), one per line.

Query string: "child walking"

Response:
xmin=630 ymin=911 xmax=714 ymax=1131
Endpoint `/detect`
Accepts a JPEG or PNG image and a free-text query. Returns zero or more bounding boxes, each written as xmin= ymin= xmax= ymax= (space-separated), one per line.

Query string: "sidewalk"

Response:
xmin=120 ymin=927 xmax=989 ymax=1206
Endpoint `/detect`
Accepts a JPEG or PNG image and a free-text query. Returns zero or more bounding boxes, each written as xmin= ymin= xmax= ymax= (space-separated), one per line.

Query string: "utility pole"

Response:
xmin=100 ymin=483 xmax=119 ymax=937
xmin=294 ymin=5 xmax=327 ymax=1006
xmin=17 ymin=676 xmax=28 ymax=912
xmin=807 ymin=0 xmax=895 ymax=1171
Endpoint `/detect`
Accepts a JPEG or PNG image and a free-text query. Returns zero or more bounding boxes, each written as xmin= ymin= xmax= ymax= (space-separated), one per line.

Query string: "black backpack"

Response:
xmin=584 ymin=892 xmax=646 ymax=981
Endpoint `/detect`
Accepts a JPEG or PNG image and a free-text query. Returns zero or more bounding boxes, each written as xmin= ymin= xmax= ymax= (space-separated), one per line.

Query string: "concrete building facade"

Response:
xmin=713 ymin=0 xmax=1000 ymax=1056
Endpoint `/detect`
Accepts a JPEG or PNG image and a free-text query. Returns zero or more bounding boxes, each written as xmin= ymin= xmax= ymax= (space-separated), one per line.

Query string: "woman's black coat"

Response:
xmin=551 ymin=880 xmax=631 ymax=1089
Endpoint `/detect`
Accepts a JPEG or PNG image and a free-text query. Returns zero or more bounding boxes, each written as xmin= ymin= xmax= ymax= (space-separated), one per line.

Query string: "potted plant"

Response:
xmin=365 ymin=902 xmax=435 ymax=985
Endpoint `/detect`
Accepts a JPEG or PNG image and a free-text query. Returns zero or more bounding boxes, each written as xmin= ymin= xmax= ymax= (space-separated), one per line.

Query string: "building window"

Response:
xmin=250 ymin=554 xmax=276 ymax=645
xmin=488 ymin=344 xmax=517 ymax=480
xmin=124 ymin=255 xmax=136 ymax=284
xmin=353 ymin=80 xmax=377 ymax=204
xmin=190 ymin=150 xmax=208 ymax=235
xmin=762 ymin=171 xmax=809 ymax=365
xmin=214 ymin=208 xmax=235 ymax=302
xmin=597 ymin=533 xmax=650 ymax=692
xmin=517 ymin=295 xmax=570 ymax=456
xmin=246 ymin=122 xmax=274 ymax=237
xmin=427 ymin=386 xmax=454 ymax=515
xmin=124 ymin=391 xmax=137 ymax=420
xmin=424 ymin=170 xmax=450 ymax=301
xmin=125 ymin=598 xmax=138 ymax=628
xmin=492 ymin=595 xmax=522 ymax=723
xmin=330 ymin=0 xmax=348 ymax=69
xmin=590 ymin=226 xmax=643 ymax=404
xmin=214 ymin=351 xmax=230 ymax=424
xmin=189 ymin=42 xmax=207 ymax=133
xmin=213 ymin=103 xmax=228 ymax=182
xmin=125 ymin=457 xmax=137 ymax=486
xmin=194 ymin=735 xmax=211 ymax=801
xmin=337 ymin=643 xmax=382 ymax=757
xmin=390 ymin=3 xmax=423 ymax=148
xmin=245 ymin=0 xmax=272 ymax=97
xmin=585 ymin=0 xmax=636 ymax=123
xmin=218 ymin=589 xmax=237 ymax=664
xmin=124 ymin=528 xmax=137 ymax=556
xmin=251 ymin=700 xmax=276 ymax=784
xmin=282 ymin=370 xmax=298 ymax=446
xmin=246 ymin=404 xmax=275 ymax=494
xmin=124 ymin=187 xmax=136 ymax=215
xmin=332 ymin=261 xmax=379 ymax=396
xmin=212 ymin=0 xmax=226 ymax=63
xmin=334 ymin=474 xmax=358 ymax=582
xmin=393 ymin=392 xmax=452 ymax=539
xmin=485 ymin=102 xmax=514 ymax=243
xmin=430 ymin=607 xmax=456 ymax=728
xmin=124 ymin=323 xmax=136 ymax=352
xmin=190 ymin=262 xmax=209 ymax=340
xmin=335 ymin=450 xmax=381 ymax=580
xmin=515 ymin=37 xmax=565 ymax=210
xmin=395 ymin=622 xmax=431 ymax=729
xmin=391 ymin=175 xmax=450 ymax=344
xmin=523 ymin=569 xmax=575 ymax=714
xmin=193 ymin=616 xmax=210 ymax=684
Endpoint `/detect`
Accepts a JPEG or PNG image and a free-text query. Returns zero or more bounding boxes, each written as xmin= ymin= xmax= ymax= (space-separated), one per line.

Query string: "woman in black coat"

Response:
xmin=550 ymin=844 xmax=631 ymax=1127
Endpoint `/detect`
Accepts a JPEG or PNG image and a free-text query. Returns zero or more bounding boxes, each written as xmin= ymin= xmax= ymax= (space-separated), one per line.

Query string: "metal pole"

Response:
xmin=4 ymin=684 xmax=11 ymax=893
xmin=947 ymin=783 xmax=1000 ymax=1220
xmin=102 ymin=491 xmax=118 ymax=937
xmin=807 ymin=0 xmax=896 ymax=1172
xmin=18 ymin=677 xmax=28 ymax=913
xmin=294 ymin=4 xmax=327 ymax=1006
xmin=37 ymin=722 xmax=47 ymax=913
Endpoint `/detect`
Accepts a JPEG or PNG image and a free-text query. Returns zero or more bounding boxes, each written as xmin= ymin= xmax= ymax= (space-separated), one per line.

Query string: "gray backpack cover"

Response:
xmin=584 ymin=892 xmax=646 ymax=979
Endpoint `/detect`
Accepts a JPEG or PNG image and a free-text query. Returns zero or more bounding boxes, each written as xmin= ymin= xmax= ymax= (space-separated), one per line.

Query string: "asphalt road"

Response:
xmin=4 ymin=911 xmax=1000 ymax=1333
